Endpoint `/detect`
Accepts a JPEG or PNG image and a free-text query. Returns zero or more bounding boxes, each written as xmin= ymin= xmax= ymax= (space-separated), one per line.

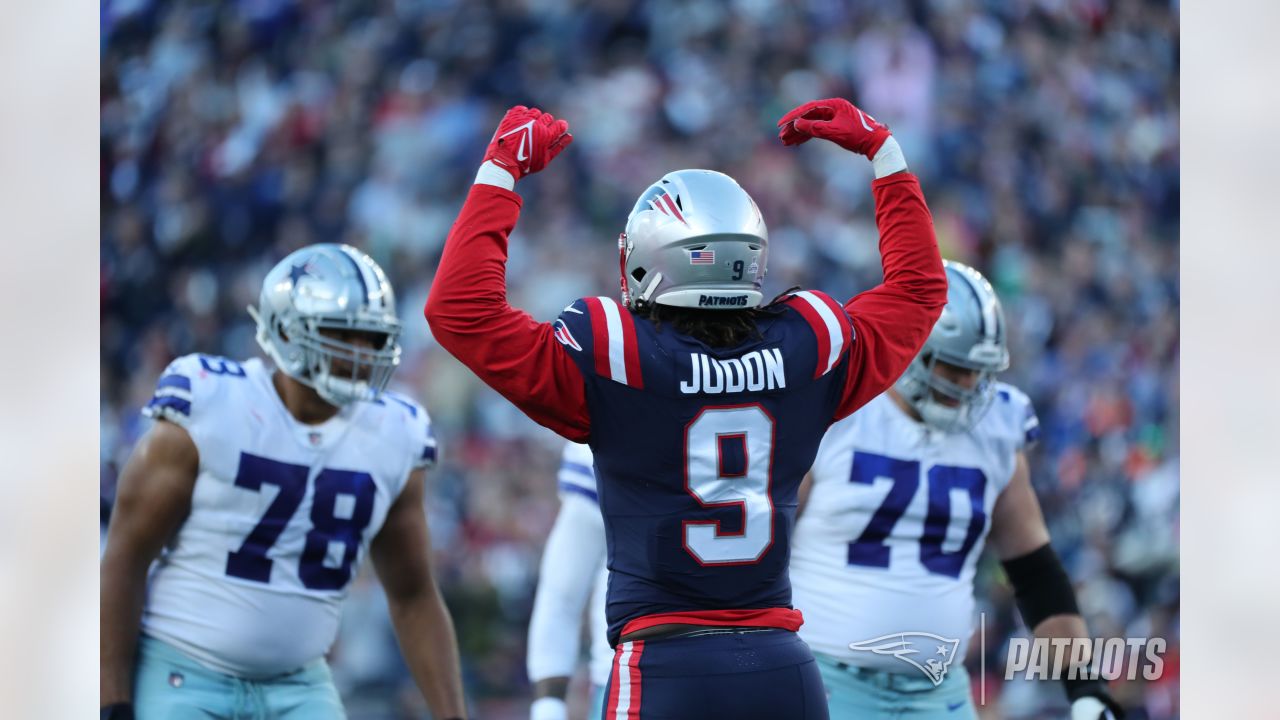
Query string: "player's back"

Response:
xmin=553 ymin=291 xmax=857 ymax=644
xmin=138 ymin=353 xmax=435 ymax=677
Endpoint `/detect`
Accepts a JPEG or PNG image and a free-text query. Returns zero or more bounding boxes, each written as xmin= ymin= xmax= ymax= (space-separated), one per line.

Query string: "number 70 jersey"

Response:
xmin=137 ymin=355 xmax=436 ymax=677
xmin=789 ymin=384 xmax=1038 ymax=668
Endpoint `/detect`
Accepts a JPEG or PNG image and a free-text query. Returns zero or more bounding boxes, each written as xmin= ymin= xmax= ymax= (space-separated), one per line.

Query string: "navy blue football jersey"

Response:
xmin=426 ymin=177 xmax=947 ymax=649
xmin=552 ymin=292 xmax=859 ymax=645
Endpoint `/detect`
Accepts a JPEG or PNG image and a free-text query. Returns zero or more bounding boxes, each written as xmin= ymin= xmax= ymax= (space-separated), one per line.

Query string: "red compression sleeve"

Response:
xmin=836 ymin=172 xmax=948 ymax=419
xmin=424 ymin=184 xmax=590 ymax=441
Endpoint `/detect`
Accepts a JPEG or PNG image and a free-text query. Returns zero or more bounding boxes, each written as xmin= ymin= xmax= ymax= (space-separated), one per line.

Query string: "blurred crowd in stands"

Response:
xmin=101 ymin=0 xmax=1179 ymax=717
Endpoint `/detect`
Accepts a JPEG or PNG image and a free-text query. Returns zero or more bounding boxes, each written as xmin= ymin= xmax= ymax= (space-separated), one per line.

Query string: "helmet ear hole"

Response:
xmin=631 ymin=267 xmax=647 ymax=282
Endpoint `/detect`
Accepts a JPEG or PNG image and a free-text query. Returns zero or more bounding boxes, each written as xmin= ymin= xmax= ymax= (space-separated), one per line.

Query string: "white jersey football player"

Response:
xmin=527 ymin=442 xmax=612 ymax=720
xmin=790 ymin=261 xmax=1123 ymax=720
xmin=101 ymin=244 xmax=467 ymax=720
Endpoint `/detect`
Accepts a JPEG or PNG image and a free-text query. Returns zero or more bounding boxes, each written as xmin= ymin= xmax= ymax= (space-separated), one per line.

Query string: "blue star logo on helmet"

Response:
xmin=250 ymin=244 xmax=402 ymax=407
xmin=288 ymin=262 xmax=313 ymax=284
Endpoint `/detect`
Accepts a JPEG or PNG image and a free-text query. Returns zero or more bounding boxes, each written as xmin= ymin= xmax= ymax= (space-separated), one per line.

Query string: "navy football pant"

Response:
xmin=601 ymin=628 xmax=829 ymax=720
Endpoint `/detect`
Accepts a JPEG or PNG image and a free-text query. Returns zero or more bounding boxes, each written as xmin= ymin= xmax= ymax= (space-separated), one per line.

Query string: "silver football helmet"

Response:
xmin=619 ymin=169 xmax=768 ymax=310
xmin=895 ymin=260 xmax=1010 ymax=433
xmin=247 ymin=244 xmax=402 ymax=406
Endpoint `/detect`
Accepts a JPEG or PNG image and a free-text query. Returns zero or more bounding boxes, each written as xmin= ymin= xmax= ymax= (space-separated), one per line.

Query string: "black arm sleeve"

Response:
xmin=1001 ymin=542 xmax=1079 ymax=631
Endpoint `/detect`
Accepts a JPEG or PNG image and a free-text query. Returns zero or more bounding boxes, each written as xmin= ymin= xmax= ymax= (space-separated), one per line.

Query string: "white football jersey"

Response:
xmin=791 ymin=383 xmax=1038 ymax=671
xmin=557 ymin=443 xmax=613 ymax=688
xmin=136 ymin=354 xmax=436 ymax=677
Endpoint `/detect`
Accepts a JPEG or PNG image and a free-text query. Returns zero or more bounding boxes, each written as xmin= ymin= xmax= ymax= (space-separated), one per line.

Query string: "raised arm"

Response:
xmin=778 ymin=98 xmax=948 ymax=419
xmin=424 ymin=106 xmax=589 ymax=442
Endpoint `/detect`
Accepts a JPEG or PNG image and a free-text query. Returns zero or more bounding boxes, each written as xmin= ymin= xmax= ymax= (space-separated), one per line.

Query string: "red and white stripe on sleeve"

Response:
xmin=584 ymin=296 xmax=645 ymax=389
xmin=784 ymin=290 xmax=855 ymax=379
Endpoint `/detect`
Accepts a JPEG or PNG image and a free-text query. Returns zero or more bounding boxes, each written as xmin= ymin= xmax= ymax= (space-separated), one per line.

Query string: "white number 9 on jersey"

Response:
xmin=683 ymin=405 xmax=775 ymax=565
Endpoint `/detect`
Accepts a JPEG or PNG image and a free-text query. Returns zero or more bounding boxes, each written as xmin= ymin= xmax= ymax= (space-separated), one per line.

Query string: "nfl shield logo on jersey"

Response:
xmin=848 ymin=632 xmax=961 ymax=686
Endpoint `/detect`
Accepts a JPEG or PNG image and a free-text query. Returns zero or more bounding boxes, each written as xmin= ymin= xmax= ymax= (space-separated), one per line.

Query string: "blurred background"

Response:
xmin=99 ymin=0 xmax=1178 ymax=718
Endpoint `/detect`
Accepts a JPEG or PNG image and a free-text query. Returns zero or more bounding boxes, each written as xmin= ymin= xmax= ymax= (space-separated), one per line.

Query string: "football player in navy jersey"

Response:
xmin=101 ymin=245 xmax=467 ymax=720
xmin=425 ymin=99 xmax=948 ymax=719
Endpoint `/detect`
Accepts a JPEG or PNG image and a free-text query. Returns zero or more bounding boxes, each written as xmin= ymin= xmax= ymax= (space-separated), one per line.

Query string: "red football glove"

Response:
xmin=777 ymin=98 xmax=891 ymax=158
xmin=484 ymin=105 xmax=573 ymax=182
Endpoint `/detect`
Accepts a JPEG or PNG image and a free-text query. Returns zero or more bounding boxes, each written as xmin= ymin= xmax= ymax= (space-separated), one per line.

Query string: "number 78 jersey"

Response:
xmin=137 ymin=355 xmax=436 ymax=677
xmin=789 ymin=384 xmax=1038 ymax=669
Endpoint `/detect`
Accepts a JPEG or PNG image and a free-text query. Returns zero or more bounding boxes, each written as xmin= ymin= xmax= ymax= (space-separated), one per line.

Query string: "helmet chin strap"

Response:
xmin=618 ymin=233 xmax=632 ymax=307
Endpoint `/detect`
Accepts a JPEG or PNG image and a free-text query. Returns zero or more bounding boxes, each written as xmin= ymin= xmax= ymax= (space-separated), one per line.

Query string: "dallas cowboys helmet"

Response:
xmin=248 ymin=244 xmax=401 ymax=406
xmin=895 ymin=260 xmax=1010 ymax=432
xmin=619 ymin=169 xmax=768 ymax=310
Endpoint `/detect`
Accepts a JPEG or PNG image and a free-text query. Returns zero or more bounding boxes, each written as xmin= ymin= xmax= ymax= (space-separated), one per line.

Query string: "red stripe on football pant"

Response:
xmin=627 ymin=641 xmax=644 ymax=718
xmin=606 ymin=645 xmax=623 ymax=716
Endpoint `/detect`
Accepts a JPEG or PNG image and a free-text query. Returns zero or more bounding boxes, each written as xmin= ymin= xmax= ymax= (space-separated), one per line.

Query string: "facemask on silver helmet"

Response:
xmin=247 ymin=244 xmax=402 ymax=407
xmin=619 ymin=169 xmax=768 ymax=310
xmin=895 ymin=260 xmax=1010 ymax=433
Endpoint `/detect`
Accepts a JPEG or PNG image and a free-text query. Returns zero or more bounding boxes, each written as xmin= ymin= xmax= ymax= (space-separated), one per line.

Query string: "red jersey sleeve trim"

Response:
xmin=584 ymin=296 xmax=644 ymax=389
xmin=619 ymin=607 xmax=804 ymax=638
xmin=783 ymin=291 xmax=851 ymax=378
xmin=617 ymin=300 xmax=645 ymax=390
xmin=585 ymin=297 xmax=611 ymax=379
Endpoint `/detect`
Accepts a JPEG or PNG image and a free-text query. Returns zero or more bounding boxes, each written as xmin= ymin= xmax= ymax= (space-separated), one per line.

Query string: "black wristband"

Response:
xmin=1001 ymin=542 xmax=1079 ymax=630
xmin=101 ymin=703 xmax=134 ymax=720
xmin=1063 ymin=675 xmax=1100 ymax=699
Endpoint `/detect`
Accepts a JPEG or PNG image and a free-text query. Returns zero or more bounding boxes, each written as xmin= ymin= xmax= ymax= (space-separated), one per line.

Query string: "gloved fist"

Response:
xmin=484 ymin=105 xmax=573 ymax=182
xmin=777 ymin=98 xmax=891 ymax=158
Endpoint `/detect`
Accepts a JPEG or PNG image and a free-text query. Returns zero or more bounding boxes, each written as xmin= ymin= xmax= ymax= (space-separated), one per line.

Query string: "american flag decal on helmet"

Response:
xmin=689 ymin=250 xmax=715 ymax=265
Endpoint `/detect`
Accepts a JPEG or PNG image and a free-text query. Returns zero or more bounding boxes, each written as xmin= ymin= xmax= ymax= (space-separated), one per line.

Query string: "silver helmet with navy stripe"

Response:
xmin=619 ymin=169 xmax=768 ymax=310
xmin=248 ymin=244 xmax=401 ymax=406
xmin=895 ymin=260 xmax=1010 ymax=432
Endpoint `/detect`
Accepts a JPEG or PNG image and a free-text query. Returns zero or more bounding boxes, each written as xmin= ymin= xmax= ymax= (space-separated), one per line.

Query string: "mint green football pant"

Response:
xmin=133 ymin=635 xmax=346 ymax=720
xmin=814 ymin=653 xmax=979 ymax=720
xmin=590 ymin=683 xmax=607 ymax=720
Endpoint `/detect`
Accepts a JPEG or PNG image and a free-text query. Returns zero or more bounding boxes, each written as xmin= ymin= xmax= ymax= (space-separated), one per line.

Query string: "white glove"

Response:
xmin=531 ymin=696 xmax=568 ymax=720
xmin=1071 ymin=696 xmax=1118 ymax=720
